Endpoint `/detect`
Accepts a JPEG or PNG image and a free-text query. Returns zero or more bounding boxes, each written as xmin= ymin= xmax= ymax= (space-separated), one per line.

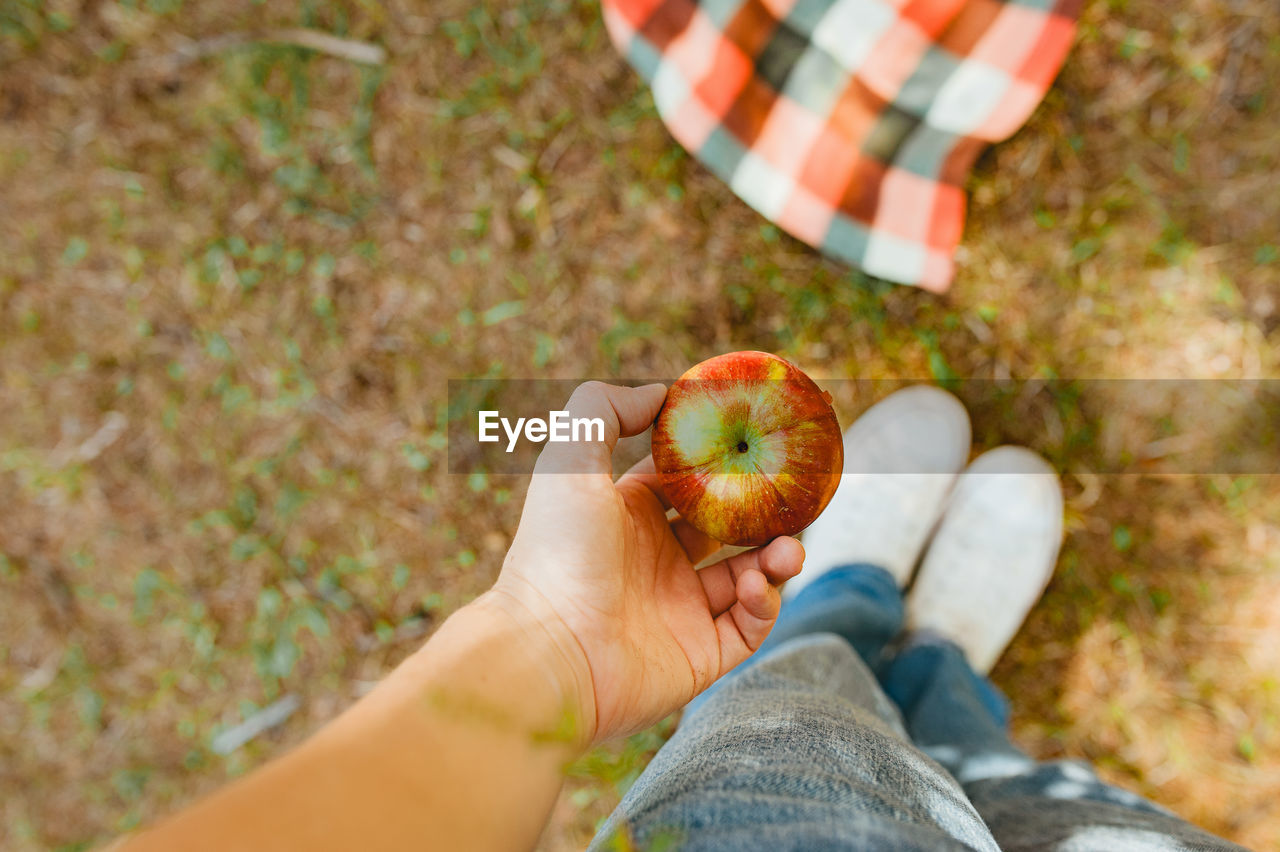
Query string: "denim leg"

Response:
xmin=883 ymin=633 xmax=1248 ymax=851
xmin=965 ymin=764 xmax=1250 ymax=852
xmin=588 ymin=634 xmax=1002 ymax=852
xmin=881 ymin=631 xmax=1034 ymax=784
xmin=685 ymin=563 xmax=904 ymax=720
xmin=762 ymin=563 xmax=905 ymax=662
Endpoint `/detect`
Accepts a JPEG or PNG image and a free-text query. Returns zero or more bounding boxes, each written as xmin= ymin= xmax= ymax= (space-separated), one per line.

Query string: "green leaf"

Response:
xmin=481 ymin=300 xmax=525 ymax=326
xmin=401 ymin=443 xmax=431 ymax=472
xmin=1172 ymin=132 xmax=1189 ymax=174
xmin=312 ymin=253 xmax=336 ymax=279
xmin=257 ymin=587 xmax=283 ymax=619
xmin=205 ymin=333 xmax=234 ymax=362
xmin=269 ymin=636 xmax=300 ymax=677
xmin=1070 ymin=237 xmax=1101 ymax=263
xmin=231 ymin=535 xmax=263 ymax=561
xmin=77 ymin=687 xmax=104 ymax=731
xmin=289 ymin=604 xmax=330 ymax=640
xmin=111 ymin=767 xmax=151 ymax=801
xmin=133 ymin=568 xmax=163 ymax=620
xmin=1238 ymin=732 xmax=1257 ymax=762
xmin=274 ymin=483 xmax=309 ymax=520
xmin=533 ymin=332 xmax=555 ymax=369
xmin=233 ymin=485 xmax=257 ymax=527
xmin=61 ymin=237 xmax=89 ymax=265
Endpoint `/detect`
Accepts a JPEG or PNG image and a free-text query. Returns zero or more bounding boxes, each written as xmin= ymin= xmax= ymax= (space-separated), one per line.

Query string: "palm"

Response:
xmin=589 ymin=482 xmax=733 ymax=734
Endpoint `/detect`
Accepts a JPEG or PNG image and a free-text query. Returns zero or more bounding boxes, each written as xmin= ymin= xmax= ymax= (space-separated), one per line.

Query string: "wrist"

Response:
xmin=465 ymin=585 xmax=597 ymax=750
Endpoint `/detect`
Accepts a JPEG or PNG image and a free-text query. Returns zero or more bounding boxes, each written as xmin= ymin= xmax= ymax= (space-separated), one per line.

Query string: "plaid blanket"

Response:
xmin=602 ymin=0 xmax=1080 ymax=292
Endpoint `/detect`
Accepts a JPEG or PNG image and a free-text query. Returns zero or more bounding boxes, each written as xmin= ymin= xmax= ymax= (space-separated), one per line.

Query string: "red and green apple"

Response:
xmin=651 ymin=351 xmax=843 ymax=547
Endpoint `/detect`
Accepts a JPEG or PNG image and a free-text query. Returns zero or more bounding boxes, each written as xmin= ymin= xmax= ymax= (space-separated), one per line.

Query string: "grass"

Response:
xmin=0 ymin=0 xmax=1278 ymax=849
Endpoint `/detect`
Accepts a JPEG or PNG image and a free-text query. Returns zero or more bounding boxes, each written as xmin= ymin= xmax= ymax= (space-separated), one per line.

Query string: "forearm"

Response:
xmin=120 ymin=598 xmax=593 ymax=852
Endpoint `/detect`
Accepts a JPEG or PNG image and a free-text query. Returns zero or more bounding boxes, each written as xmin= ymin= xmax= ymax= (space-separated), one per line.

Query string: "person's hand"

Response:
xmin=479 ymin=381 xmax=804 ymax=746
xmin=117 ymin=381 xmax=802 ymax=852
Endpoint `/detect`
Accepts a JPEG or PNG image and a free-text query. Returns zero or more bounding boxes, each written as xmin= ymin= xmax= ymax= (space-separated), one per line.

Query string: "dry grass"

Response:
xmin=0 ymin=0 xmax=1277 ymax=849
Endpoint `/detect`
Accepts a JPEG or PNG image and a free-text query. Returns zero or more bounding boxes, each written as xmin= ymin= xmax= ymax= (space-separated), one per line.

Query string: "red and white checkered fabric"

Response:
xmin=603 ymin=0 xmax=1080 ymax=292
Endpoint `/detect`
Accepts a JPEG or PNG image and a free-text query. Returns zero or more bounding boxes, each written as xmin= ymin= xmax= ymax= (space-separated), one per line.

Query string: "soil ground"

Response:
xmin=1 ymin=1 xmax=1278 ymax=849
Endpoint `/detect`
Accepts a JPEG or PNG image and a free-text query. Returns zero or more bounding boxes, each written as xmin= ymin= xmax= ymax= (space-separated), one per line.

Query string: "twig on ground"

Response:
xmin=210 ymin=694 xmax=303 ymax=755
xmin=167 ymin=28 xmax=387 ymax=68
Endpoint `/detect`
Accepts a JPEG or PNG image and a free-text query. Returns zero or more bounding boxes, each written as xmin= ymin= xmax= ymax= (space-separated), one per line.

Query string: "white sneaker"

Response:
xmin=906 ymin=446 xmax=1064 ymax=674
xmin=791 ymin=385 xmax=972 ymax=596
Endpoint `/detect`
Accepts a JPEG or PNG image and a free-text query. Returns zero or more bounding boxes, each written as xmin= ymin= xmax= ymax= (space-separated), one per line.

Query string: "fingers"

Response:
xmin=607 ymin=382 xmax=670 ymax=437
xmin=533 ymin=382 xmax=668 ymax=476
xmin=713 ymin=569 xmax=782 ymax=673
xmin=697 ymin=537 xmax=803 ymax=616
xmin=701 ymin=536 xmax=803 ymax=680
xmin=743 ymin=535 xmax=805 ymax=585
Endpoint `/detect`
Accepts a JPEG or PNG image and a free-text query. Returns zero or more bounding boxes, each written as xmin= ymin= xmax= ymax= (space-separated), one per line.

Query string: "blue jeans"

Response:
xmin=590 ymin=565 xmax=1246 ymax=851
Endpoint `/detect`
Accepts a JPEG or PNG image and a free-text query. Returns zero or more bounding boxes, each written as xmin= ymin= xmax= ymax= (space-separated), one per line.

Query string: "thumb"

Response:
xmin=531 ymin=381 xmax=668 ymax=476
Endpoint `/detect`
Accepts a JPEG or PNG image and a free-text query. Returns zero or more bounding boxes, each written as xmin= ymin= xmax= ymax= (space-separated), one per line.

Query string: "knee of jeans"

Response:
xmin=683 ymin=632 xmax=863 ymax=720
xmin=751 ymin=631 xmax=865 ymax=679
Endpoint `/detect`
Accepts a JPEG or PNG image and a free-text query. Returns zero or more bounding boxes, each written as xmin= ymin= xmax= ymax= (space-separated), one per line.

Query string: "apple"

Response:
xmin=651 ymin=351 xmax=843 ymax=547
